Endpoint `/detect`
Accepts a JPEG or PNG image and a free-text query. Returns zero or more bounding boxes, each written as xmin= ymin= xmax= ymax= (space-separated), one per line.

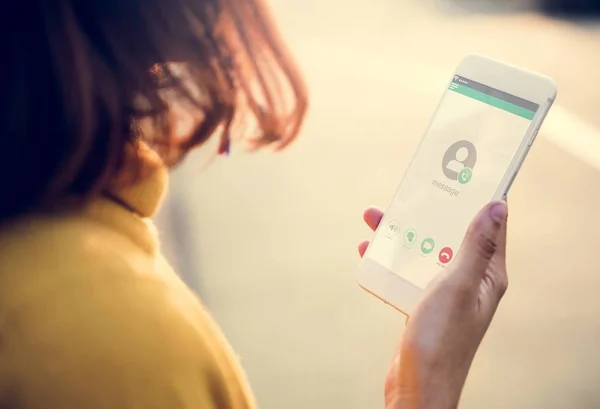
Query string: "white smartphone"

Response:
xmin=357 ymin=55 xmax=557 ymax=316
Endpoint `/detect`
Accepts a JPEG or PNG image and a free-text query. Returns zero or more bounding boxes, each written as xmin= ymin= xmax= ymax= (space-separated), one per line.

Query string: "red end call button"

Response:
xmin=438 ymin=247 xmax=454 ymax=264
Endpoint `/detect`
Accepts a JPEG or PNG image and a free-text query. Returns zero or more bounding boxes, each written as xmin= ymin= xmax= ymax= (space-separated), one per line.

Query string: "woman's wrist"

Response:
xmin=414 ymin=382 xmax=461 ymax=409
xmin=393 ymin=358 xmax=467 ymax=409
xmin=395 ymin=384 xmax=461 ymax=409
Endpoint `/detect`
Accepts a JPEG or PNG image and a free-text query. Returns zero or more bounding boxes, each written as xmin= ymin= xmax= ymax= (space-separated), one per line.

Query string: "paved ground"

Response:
xmin=157 ymin=2 xmax=600 ymax=408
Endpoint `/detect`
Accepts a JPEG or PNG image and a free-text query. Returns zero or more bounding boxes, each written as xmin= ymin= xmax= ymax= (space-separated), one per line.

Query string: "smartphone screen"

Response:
xmin=365 ymin=76 xmax=540 ymax=289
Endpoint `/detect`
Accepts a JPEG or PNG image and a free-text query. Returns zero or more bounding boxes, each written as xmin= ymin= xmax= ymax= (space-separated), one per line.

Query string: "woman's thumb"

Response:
xmin=454 ymin=201 xmax=508 ymax=282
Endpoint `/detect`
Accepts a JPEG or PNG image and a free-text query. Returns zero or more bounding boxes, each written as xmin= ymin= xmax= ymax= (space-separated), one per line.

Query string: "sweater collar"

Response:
xmin=82 ymin=143 xmax=168 ymax=255
xmin=107 ymin=142 xmax=168 ymax=218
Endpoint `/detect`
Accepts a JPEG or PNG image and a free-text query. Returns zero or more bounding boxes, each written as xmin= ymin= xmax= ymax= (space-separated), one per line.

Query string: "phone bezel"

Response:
xmin=357 ymin=54 xmax=557 ymax=316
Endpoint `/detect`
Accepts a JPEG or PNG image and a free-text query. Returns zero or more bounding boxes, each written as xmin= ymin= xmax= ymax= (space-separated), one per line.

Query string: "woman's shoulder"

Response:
xmin=0 ymin=210 xmax=154 ymax=284
xmin=0 ymin=211 xmax=172 ymax=332
xmin=0 ymin=212 xmax=256 ymax=409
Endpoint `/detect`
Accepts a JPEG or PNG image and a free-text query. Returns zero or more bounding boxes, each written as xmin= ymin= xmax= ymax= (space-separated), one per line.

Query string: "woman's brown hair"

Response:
xmin=0 ymin=0 xmax=307 ymax=222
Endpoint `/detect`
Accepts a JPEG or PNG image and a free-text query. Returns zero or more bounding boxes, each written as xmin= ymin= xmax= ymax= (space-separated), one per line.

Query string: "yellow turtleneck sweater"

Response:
xmin=0 ymin=147 xmax=255 ymax=408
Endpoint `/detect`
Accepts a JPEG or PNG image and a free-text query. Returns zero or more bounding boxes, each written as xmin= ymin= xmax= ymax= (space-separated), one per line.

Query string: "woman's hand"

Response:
xmin=359 ymin=201 xmax=509 ymax=409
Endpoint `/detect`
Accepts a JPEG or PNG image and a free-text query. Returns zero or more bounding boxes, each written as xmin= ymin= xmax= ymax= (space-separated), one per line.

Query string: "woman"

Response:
xmin=0 ymin=0 xmax=508 ymax=408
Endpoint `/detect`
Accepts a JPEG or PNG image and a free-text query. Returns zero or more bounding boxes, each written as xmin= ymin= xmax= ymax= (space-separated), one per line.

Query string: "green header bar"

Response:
xmin=449 ymin=83 xmax=535 ymax=120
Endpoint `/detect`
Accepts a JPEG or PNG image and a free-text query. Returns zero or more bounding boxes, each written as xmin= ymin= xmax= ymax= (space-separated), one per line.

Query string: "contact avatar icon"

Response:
xmin=442 ymin=140 xmax=477 ymax=182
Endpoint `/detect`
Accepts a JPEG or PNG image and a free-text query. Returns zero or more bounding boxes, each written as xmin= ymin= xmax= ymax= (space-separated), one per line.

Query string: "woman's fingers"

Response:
xmin=363 ymin=207 xmax=384 ymax=231
xmin=449 ymin=201 xmax=509 ymax=304
xmin=359 ymin=207 xmax=383 ymax=257
xmin=358 ymin=240 xmax=370 ymax=257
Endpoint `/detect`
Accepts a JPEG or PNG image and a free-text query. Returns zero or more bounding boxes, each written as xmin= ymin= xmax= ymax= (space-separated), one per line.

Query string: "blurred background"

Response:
xmin=156 ymin=1 xmax=600 ymax=408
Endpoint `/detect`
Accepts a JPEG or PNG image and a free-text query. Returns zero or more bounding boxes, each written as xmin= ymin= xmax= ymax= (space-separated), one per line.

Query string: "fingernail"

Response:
xmin=490 ymin=201 xmax=508 ymax=223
